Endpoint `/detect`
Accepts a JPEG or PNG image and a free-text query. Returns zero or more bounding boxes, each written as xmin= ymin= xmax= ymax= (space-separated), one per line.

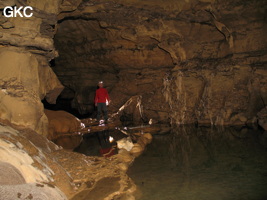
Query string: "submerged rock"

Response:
xmin=130 ymin=143 xmax=144 ymax=158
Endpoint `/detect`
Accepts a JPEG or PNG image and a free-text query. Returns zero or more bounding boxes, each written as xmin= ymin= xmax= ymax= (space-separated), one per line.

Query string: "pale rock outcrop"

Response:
xmin=0 ymin=122 xmax=137 ymax=199
xmin=0 ymin=0 xmax=70 ymax=135
xmin=0 ymin=124 xmax=70 ymax=199
xmin=0 ymin=50 xmax=63 ymax=135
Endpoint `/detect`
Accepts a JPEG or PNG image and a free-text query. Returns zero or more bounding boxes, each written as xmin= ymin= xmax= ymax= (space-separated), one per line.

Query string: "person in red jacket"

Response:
xmin=95 ymin=81 xmax=110 ymax=123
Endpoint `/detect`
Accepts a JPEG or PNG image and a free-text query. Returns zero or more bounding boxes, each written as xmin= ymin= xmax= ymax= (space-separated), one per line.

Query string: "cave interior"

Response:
xmin=0 ymin=0 xmax=267 ymax=199
xmin=50 ymin=0 xmax=267 ymax=127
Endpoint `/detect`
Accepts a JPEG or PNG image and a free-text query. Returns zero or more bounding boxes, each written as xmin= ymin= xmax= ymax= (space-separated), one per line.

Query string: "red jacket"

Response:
xmin=95 ymin=88 xmax=110 ymax=103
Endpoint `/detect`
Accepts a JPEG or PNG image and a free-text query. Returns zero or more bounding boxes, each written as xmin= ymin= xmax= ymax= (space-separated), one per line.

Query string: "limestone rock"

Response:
xmin=163 ymin=63 xmax=267 ymax=125
xmin=27 ymin=0 xmax=61 ymax=14
xmin=117 ymin=149 xmax=135 ymax=164
xmin=44 ymin=109 xmax=83 ymax=149
xmin=130 ymin=143 xmax=144 ymax=157
xmin=0 ymin=124 xmax=70 ymax=199
xmin=143 ymin=133 xmax=153 ymax=144
xmin=117 ymin=137 xmax=134 ymax=151
xmin=0 ymin=0 xmax=15 ymax=8
xmin=0 ymin=183 xmax=67 ymax=200
xmin=0 ymin=161 xmax=25 ymax=185
xmin=0 ymin=50 xmax=47 ymax=136
xmin=38 ymin=60 xmax=64 ymax=104
xmin=0 ymin=50 xmax=64 ymax=135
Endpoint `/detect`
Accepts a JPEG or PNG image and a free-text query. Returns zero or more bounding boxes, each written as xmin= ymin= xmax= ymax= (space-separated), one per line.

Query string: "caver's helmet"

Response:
xmin=98 ymin=81 xmax=103 ymax=84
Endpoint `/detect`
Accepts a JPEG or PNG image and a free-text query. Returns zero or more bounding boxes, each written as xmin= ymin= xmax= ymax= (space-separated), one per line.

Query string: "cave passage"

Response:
xmin=1 ymin=0 xmax=266 ymax=199
xmin=128 ymin=126 xmax=267 ymax=200
xmin=48 ymin=0 xmax=267 ymax=127
xmin=51 ymin=17 xmax=120 ymax=118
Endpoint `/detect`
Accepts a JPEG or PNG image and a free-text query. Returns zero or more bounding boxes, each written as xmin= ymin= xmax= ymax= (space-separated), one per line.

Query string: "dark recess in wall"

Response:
xmin=42 ymin=98 xmax=94 ymax=119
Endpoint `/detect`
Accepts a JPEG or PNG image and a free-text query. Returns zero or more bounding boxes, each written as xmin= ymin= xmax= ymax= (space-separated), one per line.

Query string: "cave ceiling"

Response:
xmin=54 ymin=0 xmax=224 ymax=86
xmin=54 ymin=0 xmax=266 ymax=72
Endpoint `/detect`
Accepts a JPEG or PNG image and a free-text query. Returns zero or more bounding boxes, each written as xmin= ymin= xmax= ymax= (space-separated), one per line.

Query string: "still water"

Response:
xmin=127 ymin=126 xmax=267 ymax=200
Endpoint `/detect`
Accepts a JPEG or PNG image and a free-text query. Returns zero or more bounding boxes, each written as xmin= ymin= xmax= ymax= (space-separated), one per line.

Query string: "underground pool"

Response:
xmin=127 ymin=126 xmax=267 ymax=200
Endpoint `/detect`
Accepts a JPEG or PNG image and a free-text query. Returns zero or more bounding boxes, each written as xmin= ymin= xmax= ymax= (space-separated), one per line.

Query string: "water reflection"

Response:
xmin=74 ymin=130 xmax=117 ymax=157
xmin=128 ymin=126 xmax=267 ymax=200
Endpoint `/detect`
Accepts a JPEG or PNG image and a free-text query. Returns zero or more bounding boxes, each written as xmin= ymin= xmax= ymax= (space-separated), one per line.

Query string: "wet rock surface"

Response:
xmin=71 ymin=177 xmax=121 ymax=200
xmin=0 ymin=122 xmax=152 ymax=199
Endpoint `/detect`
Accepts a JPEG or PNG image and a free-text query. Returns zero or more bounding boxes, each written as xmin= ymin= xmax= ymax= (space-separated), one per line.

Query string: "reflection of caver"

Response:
xmin=94 ymin=81 xmax=110 ymax=124
xmin=97 ymin=130 xmax=115 ymax=157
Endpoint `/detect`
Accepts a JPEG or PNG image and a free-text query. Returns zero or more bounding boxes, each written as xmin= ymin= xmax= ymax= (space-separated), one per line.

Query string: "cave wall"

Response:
xmin=54 ymin=0 xmax=266 ymax=125
xmin=162 ymin=0 xmax=267 ymax=125
xmin=0 ymin=0 xmax=72 ymax=135
xmin=54 ymin=17 xmax=174 ymax=120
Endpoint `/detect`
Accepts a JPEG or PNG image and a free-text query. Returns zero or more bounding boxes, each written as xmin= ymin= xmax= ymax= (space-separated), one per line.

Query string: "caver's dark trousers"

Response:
xmin=97 ymin=103 xmax=108 ymax=121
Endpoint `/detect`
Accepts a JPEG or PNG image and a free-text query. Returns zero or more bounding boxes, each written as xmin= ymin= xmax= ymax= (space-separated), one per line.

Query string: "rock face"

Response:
xmin=0 ymin=50 xmax=64 ymax=135
xmin=53 ymin=0 xmax=267 ymax=126
xmin=0 ymin=0 xmax=65 ymax=135
xmin=164 ymin=64 xmax=267 ymax=125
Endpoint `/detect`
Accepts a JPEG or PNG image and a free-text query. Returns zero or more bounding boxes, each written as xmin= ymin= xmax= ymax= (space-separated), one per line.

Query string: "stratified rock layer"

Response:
xmin=0 ymin=0 xmax=65 ymax=135
xmin=0 ymin=50 xmax=64 ymax=135
xmin=53 ymin=0 xmax=267 ymax=126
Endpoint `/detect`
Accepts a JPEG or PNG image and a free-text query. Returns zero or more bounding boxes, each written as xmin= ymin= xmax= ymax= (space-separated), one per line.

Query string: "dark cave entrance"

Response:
xmin=42 ymin=17 xmax=117 ymax=119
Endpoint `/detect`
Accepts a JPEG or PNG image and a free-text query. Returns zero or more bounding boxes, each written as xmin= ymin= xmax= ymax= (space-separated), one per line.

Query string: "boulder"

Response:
xmin=130 ymin=143 xmax=144 ymax=158
xmin=44 ymin=109 xmax=83 ymax=149
xmin=143 ymin=133 xmax=153 ymax=144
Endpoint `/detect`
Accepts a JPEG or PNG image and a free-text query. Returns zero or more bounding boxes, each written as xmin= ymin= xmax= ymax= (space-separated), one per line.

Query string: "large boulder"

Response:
xmin=44 ymin=109 xmax=83 ymax=149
